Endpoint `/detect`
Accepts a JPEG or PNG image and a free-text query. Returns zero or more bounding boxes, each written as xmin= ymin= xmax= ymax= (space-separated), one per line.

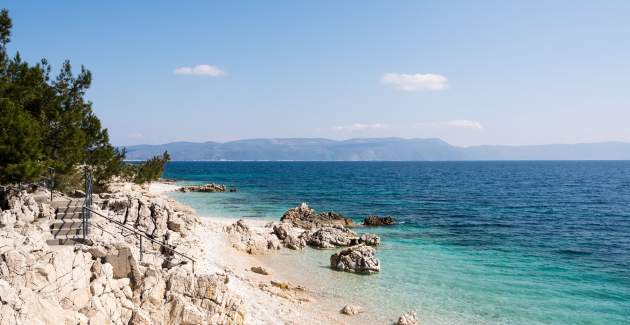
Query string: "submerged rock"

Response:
xmin=250 ymin=266 xmax=271 ymax=275
xmin=340 ymin=304 xmax=363 ymax=315
xmin=281 ymin=203 xmax=355 ymax=229
xmin=397 ymin=311 xmax=418 ymax=325
xmin=330 ymin=244 xmax=380 ymax=274
xmin=363 ymin=215 xmax=396 ymax=226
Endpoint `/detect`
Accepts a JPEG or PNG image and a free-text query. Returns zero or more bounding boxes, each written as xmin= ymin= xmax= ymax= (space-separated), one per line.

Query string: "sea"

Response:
xmin=163 ymin=161 xmax=630 ymax=325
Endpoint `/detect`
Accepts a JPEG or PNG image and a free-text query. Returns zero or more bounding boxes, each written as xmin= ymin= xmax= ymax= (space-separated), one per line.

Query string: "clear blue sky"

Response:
xmin=4 ymin=1 xmax=630 ymax=146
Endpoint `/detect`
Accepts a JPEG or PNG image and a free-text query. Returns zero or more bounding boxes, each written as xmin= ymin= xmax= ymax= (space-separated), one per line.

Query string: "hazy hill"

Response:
xmin=123 ymin=138 xmax=630 ymax=161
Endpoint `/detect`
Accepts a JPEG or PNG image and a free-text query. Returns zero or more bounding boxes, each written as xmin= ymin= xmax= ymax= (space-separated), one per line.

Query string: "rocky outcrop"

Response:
xmin=363 ymin=215 xmax=396 ymax=226
xmin=280 ymin=203 xmax=355 ymax=229
xmin=179 ymin=183 xmax=228 ymax=193
xmin=340 ymin=304 xmax=363 ymax=315
xmin=224 ymin=219 xmax=281 ymax=254
xmin=305 ymin=226 xmax=359 ymax=249
xmin=397 ymin=311 xmax=418 ymax=325
xmin=330 ymin=244 xmax=380 ymax=274
xmin=0 ymin=186 xmax=53 ymax=228
xmin=0 ymin=183 xmax=246 ymax=325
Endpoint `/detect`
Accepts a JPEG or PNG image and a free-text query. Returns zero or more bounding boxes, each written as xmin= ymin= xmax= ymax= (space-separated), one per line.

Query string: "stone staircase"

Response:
xmin=47 ymin=198 xmax=87 ymax=245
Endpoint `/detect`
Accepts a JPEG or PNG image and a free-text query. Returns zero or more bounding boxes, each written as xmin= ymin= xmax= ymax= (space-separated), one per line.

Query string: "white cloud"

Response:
xmin=445 ymin=120 xmax=483 ymax=129
xmin=417 ymin=120 xmax=483 ymax=130
xmin=333 ymin=123 xmax=390 ymax=132
xmin=174 ymin=64 xmax=225 ymax=77
xmin=381 ymin=73 xmax=448 ymax=91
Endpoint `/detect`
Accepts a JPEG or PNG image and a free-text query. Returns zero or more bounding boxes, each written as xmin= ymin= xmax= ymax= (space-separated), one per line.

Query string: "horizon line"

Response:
xmin=118 ymin=137 xmax=630 ymax=149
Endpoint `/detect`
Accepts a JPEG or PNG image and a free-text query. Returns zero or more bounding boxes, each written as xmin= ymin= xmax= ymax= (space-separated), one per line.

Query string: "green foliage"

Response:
xmin=0 ymin=99 xmax=44 ymax=183
xmin=0 ymin=9 xmax=126 ymax=189
xmin=132 ymin=151 xmax=171 ymax=184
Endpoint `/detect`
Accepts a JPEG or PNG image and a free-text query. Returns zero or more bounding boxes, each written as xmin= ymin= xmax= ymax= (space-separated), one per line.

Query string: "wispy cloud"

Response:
xmin=333 ymin=123 xmax=390 ymax=132
xmin=174 ymin=64 xmax=225 ymax=77
xmin=127 ymin=132 xmax=144 ymax=139
xmin=417 ymin=120 xmax=484 ymax=130
xmin=381 ymin=73 xmax=448 ymax=91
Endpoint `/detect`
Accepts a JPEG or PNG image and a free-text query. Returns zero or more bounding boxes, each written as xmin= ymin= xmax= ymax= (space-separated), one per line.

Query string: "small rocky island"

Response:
xmin=178 ymin=183 xmax=237 ymax=193
xmin=363 ymin=215 xmax=397 ymax=226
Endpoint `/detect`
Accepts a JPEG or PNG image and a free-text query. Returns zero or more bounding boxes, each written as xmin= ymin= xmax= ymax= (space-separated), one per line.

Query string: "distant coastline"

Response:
xmin=122 ymin=138 xmax=630 ymax=161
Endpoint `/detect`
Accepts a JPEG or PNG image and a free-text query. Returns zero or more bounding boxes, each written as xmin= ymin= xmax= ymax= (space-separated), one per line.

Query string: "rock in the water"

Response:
xmin=250 ymin=266 xmax=271 ymax=275
xmin=397 ymin=311 xmax=418 ymax=325
xmin=358 ymin=233 xmax=380 ymax=246
xmin=179 ymin=183 xmax=227 ymax=193
xmin=340 ymin=304 xmax=363 ymax=315
xmin=280 ymin=203 xmax=355 ymax=229
xmin=306 ymin=226 xmax=359 ymax=249
xmin=363 ymin=215 xmax=396 ymax=226
xmin=330 ymin=244 xmax=380 ymax=274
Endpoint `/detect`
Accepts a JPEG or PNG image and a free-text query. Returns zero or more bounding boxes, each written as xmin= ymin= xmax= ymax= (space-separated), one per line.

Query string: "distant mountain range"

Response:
xmin=122 ymin=138 xmax=630 ymax=161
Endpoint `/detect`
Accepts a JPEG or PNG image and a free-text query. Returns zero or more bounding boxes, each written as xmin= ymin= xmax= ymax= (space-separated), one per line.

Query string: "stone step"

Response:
xmin=56 ymin=205 xmax=84 ymax=214
xmin=55 ymin=212 xmax=83 ymax=220
xmin=50 ymin=219 xmax=84 ymax=230
xmin=51 ymin=199 xmax=85 ymax=209
xmin=46 ymin=237 xmax=88 ymax=245
xmin=51 ymin=227 xmax=83 ymax=237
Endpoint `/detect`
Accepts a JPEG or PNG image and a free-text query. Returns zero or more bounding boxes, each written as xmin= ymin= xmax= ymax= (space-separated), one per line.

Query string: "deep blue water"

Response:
xmin=163 ymin=161 xmax=630 ymax=324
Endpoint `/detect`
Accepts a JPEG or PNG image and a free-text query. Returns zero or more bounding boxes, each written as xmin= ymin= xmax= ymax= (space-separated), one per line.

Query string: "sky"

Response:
xmin=4 ymin=1 xmax=630 ymax=147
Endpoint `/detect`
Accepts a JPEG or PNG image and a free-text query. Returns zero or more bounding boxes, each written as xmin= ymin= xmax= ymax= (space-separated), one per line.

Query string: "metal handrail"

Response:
xmin=84 ymin=206 xmax=197 ymax=273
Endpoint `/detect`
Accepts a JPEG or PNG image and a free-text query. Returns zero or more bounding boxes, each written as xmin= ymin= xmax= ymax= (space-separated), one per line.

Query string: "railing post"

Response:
xmin=48 ymin=167 xmax=54 ymax=202
xmin=82 ymin=206 xmax=86 ymax=239
xmin=139 ymin=235 xmax=143 ymax=262
xmin=83 ymin=166 xmax=93 ymax=238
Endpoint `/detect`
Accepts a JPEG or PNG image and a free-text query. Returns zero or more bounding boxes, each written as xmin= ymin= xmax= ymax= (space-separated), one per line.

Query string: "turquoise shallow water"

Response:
xmin=164 ymin=161 xmax=630 ymax=324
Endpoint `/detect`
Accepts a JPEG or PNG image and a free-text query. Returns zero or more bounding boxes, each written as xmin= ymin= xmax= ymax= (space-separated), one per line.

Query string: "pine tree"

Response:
xmin=0 ymin=8 xmax=127 ymax=189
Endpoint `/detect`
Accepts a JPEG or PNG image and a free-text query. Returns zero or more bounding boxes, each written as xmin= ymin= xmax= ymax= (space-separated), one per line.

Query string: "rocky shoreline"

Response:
xmin=0 ymin=182 xmax=245 ymax=325
xmin=0 ymin=182 xmax=416 ymax=324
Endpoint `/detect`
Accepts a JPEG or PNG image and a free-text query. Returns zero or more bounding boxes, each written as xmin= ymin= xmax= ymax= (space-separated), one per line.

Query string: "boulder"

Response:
xmin=363 ymin=215 xmax=396 ymax=226
xmin=397 ymin=311 xmax=418 ymax=325
xmin=306 ymin=226 xmax=359 ymax=249
xmin=340 ymin=304 xmax=363 ymax=315
xmin=280 ymin=203 xmax=354 ymax=229
xmin=358 ymin=233 xmax=380 ymax=246
xmin=104 ymin=244 xmax=137 ymax=279
xmin=330 ymin=244 xmax=380 ymax=274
